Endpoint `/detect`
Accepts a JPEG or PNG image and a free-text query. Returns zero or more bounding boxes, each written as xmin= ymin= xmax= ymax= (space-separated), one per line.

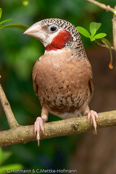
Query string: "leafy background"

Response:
xmin=0 ymin=0 xmax=116 ymax=174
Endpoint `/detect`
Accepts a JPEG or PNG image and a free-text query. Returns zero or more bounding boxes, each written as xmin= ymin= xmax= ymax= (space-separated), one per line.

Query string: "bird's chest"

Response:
xmin=33 ymin=51 xmax=91 ymax=115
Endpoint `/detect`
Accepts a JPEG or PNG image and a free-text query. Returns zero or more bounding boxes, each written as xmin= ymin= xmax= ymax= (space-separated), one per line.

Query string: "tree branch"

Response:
xmin=112 ymin=6 xmax=116 ymax=57
xmin=87 ymin=1 xmax=116 ymax=57
xmin=0 ymin=84 xmax=19 ymax=128
xmin=0 ymin=110 xmax=116 ymax=146
xmin=86 ymin=0 xmax=116 ymax=14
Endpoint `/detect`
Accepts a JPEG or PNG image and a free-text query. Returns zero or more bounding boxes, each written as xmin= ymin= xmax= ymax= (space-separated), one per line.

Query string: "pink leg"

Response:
xmin=83 ymin=105 xmax=99 ymax=134
xmin=34 ymin=106 xmax=48 ymax=146
xmin=88 ymin=110 xmax=99 ymax=134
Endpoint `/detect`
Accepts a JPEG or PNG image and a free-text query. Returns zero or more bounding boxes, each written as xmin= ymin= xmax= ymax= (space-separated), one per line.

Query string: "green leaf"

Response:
xmin=0 ymin=148 xmax=12 ymax=165
xmin=90 ymin=28 xmax=97 ymax=41
xmin=2 ymin=151 xmax=12 ymax=164
xmin=0 ymin=164 xmax=23 ymax=173
xmin=0 ymin=24 xmax=29 ymax=30
xmin=90 ymin=22 xmax=101 ymax=33
xmin=76 ymin=26 xmax=90 ymax=38
xmin=114 ymin=10 xmax=116 ymax=15
xmin=101 ymin=38 xmax=113 ymax=69
xmin=22 ymin=0 xmax=29 ymax=6
xmin=0 ymin=18 xmax=13 ymax=25
xmin=0 ymin=8 xmax=2 ymax=19
xmin=94 ymin=33 xmax=107 ymax=40
xmin=101 ymin=38 xmax=111 ymax=49
xmin=0 ymin=148 xmax=2 ymax=165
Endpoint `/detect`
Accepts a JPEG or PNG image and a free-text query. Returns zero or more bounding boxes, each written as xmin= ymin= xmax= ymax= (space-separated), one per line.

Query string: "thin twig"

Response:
xmin=93 ymin=41 xmax=115 ymax=50
xmin=0 ymin=110 xmax=116 ymax=146
xmin=0 ymin=84 xmax=19 ymax=128
xmin=87 ymin=0 xmax=116 ymax=14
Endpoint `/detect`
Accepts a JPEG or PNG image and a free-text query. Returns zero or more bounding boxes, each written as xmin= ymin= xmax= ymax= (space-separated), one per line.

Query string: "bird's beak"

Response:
xmin=24 ymin=23 xmax=46 ymax=40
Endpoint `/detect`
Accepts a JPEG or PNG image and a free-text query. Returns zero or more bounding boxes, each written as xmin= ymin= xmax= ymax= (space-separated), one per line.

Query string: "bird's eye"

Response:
xmin=48 ymin=24 xmax=59 ymax=33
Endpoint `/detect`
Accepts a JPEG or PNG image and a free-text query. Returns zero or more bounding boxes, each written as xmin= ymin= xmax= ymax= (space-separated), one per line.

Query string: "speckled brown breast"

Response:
xmin=33 ymin=49 xmax=93 ymax=116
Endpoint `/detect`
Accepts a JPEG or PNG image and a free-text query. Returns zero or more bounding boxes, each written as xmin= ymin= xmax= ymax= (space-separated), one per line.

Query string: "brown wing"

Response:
xmin=32 ymin=61 xmax=39 ymax=95
xmin=89 ymin=77 xmax=94 ymax=99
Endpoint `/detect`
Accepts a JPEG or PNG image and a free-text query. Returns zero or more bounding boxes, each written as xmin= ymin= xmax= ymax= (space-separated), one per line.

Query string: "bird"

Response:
xmin=24 ymin=18 xmax=99 ymax=146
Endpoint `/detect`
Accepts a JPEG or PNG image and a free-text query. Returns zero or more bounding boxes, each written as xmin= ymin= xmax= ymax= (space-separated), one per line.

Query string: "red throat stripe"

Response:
xmin=45 ymin=30 xmax=72 ymax=51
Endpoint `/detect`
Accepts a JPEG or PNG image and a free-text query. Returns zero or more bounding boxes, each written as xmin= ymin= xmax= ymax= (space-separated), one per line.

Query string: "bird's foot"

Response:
xmin=87 ymin=110 xmax=99 ymax=134
xmin=34 ymin=117 xmax=45 ymax=146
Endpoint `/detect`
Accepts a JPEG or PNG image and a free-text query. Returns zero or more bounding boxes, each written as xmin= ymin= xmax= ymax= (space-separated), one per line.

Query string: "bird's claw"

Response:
xmin=34 ymin=117 xmax=45 ymax=146
xmin=88 ymin=110 xmax=99 ymax=134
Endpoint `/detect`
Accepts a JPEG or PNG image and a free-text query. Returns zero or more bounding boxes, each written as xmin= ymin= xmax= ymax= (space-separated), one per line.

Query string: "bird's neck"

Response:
xmin=45 ymin=29 xmax=87 ymax=60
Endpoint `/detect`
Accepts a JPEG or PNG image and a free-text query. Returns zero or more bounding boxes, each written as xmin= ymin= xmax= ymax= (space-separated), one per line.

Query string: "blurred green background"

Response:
xmin=0 ymin=0 xmax=116 ymax=173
